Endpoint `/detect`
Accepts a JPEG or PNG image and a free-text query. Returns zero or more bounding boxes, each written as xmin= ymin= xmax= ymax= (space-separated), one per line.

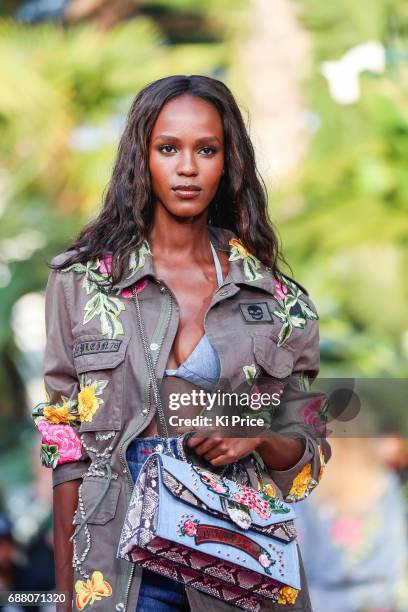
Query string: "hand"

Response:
xmin=186 ymin=436 xmax=261 ymax=467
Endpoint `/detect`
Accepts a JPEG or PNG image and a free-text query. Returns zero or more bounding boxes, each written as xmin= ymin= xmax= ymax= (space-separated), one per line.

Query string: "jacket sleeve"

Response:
xmin=32 ymin=266 xmax=90 ymax=487
xmin=263 ymin=302 xmax=331 ymax=502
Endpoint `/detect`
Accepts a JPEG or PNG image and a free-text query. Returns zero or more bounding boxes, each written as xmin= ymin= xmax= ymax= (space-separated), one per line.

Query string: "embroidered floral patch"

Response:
xmin=178 ymin=517 xmax=276 ymax=574
xmin=40 ymin=443 xmax=60 ymax=468
xmin=78 ymin=375 xmax=108 ymax=422
xmin=61 ymin=259 xmax=125 ymax=339
xmin=75 ymin=570 xmax=112 ymax=610
xmin=317 ymin=444 xmax=326 ymax=482
xmin=271 ymin=277 xmax=318 ymax=347
xmin=37 ymin=420 xmax=82 ymax=466
xmin=126 ymin=240 xmax=151 ymax=278
xmin=228 ymin=239 xmax=263 ymax=281
xmin=285 ymin=463 xmax=318 ymax=502
xmin=62 ymin=244 xmax=149 ymax=339
xmin=32 ymin=378 xmax=109 ymax=468
xmin=278 ymin=585 xmax=299 ymax=605
xmin=302 ymin=395 xmax=329 ymax=436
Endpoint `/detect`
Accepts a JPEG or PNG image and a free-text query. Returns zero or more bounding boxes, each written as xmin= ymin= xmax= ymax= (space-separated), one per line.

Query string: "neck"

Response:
xmin=148 ymin=204 xmax=212 ymax=262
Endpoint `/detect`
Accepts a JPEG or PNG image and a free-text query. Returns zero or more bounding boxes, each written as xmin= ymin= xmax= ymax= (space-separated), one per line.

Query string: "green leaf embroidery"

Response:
xmin=83 ymin=293 xmax=103 ymax=324
xmin=92 ymin=379 xmax=109 ymax=396
xmin=299 ymin=301 xmax=319 ymax=320
xmin=272 ymin=279 xmax=319 ymax=347
xmin=40 ymin=444 xmax=59 ymax=469
xmin=228 ymin=241 xmax=264 ymax=282
xmin=99 ymin=295 xmax=125 ymax=339
xmin=61 ymin=262 xmax=88 ymax=274
xmin=243 ymin=364 xmax=257 ymax=383
xmin=243 ymin=258 xmax=263 ymax=281
xmin=277 ymin=321 xmax=293 ymax=347
xmin=127 ymin=241 xmax=151 ymax=278
xmin=62 ymin=256 xmax=127 ymax=339
xmin=260 ymin=492 xmax=290 ymax=514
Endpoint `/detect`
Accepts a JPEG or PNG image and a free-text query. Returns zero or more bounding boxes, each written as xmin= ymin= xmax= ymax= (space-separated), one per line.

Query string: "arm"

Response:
xmin=32 ymin=268 xmax=90 ymax=610
xmin=188 ymin=306 xmax=331 ymax=501
xmin=53 ymin=480 xmax=81 ymax=612
xmin=255 ymin=315 xmax=331 ymax=502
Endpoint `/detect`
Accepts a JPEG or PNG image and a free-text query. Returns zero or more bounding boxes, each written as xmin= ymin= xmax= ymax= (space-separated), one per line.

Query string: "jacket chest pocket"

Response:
xmin=73 ymin=335 xmax=130 ymax=432
xmin=252 ymin=333 xmax=294 ymax=380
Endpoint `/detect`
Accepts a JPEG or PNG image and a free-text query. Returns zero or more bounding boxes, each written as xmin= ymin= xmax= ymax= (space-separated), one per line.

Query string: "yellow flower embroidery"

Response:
xmin=78 ymin=386 xmax=100 ymax=422
xmin=318 ymin=444 xmax=326 ymax=482
xmin=75 ymin=570 xmax=112 ymax=610
xmin=278 ymin=586 xmax=299 ymax=604
xmin=228 ymin=239 xmax=263 ymax=281
xmin=77 ymin=376 xmax=108 ymax=423
xmin=229 ymin=238 xmax=252 ymax=258
xmin=43 ymin=404 xmax=78 ymax=424
xmin=263 ymin=483 xmax=277 ymax=498
xmin=288 ymin=463 xmax=313 ymax=500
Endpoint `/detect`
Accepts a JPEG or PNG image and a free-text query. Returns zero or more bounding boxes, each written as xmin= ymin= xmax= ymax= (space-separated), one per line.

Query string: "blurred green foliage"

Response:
xmin=0 ymin=0 xmax=246 ymax=441
xmin=273 ymin=0 xmax=408 ymax=379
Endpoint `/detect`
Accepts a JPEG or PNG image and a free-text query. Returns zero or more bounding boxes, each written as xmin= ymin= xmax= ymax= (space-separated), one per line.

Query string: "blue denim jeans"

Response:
xmin=126 ymin=436 xmax=191 ymax=612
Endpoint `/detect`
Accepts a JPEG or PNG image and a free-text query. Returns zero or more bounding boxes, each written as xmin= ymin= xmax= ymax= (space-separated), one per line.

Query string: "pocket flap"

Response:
xmin=156 ymin=453 xmax=296 ymax=536
xmin=73 ymin=335 xmax=130 ymax=374
xmin=253 ymin=335 xmax=294 ymax=378
xmin=73 ymin=477 xmax=121 ymax=525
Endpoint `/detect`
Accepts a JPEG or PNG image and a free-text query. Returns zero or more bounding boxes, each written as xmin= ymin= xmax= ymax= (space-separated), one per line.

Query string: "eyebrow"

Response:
xmin=153 ymin=134 xmax=222 ymax=145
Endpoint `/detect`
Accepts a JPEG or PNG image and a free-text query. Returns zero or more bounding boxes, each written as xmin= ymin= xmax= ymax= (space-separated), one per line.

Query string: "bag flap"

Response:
xmin=155 ymin=453 xmax=296 ymax=530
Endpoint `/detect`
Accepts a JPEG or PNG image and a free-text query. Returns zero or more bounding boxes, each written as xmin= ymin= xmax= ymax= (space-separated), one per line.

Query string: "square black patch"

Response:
xmin=239 ymin=302 xmax=274 ymax=324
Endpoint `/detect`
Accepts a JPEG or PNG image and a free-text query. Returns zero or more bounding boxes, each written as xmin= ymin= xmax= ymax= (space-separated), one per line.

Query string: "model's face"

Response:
xmin=148 ymin=94 xmax=224 ymax=218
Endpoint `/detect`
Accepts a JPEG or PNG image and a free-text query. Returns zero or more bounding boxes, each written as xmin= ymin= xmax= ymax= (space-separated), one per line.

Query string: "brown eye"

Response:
xmin=159 ymin=145 xmax=177 ymax=154
xmin=200 ymin=147 xmax=217 ymax=156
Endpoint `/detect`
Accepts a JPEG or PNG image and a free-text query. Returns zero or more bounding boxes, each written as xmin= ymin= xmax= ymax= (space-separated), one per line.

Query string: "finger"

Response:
xmin=193 ymin=438 xmax=223 ymax=456
xmin=186 ymin=435 xmax=207 ymax=448
xmin=204 ymin=444 xmax=229 ymax=462
xmin=209 ymin=453 xmax=238 ymax=467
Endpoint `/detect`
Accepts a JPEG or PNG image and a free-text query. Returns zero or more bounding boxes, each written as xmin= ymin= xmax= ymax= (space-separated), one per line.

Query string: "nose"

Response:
xmin=176 ymin=150 xmax=198 ymax=176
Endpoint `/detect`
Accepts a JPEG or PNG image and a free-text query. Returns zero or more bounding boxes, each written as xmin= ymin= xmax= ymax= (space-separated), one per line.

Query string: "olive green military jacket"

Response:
xmin=32 ymin=225 xmax=331 ymax=612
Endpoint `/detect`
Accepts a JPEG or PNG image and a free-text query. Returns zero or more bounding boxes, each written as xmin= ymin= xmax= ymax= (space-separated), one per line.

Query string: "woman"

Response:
xmin=32 ymin=75 xmax=331 ymax=612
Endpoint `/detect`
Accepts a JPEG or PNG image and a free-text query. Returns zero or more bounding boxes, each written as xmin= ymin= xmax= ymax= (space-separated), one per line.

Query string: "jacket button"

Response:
xmin=116 ymin=604 xmax=125 ymax=611
xmin=150 ymin=343 xmax=159 ymax=351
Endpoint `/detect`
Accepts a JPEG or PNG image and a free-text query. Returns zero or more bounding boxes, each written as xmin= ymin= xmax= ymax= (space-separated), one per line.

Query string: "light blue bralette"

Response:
xmin=163 ymin=242 xmax=222 ymax=391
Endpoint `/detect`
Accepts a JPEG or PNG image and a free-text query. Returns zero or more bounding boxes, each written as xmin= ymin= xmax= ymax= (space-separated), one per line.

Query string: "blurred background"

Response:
xmin=0 ymin=0 xmax=407 ymax=610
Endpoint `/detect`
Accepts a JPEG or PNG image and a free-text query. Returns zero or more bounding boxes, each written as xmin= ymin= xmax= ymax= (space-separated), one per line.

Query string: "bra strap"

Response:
xmin=210 ymin=241 xmax=224 ymax=288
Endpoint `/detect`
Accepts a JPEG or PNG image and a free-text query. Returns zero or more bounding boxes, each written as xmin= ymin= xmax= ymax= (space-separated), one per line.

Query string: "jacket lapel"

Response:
xmin=112 ymin=225 xmax=278 ymax=299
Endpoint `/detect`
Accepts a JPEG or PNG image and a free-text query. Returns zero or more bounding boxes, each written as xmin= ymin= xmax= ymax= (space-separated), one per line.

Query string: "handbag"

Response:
xmin=116 ymin=287 xmax=301 ymax=611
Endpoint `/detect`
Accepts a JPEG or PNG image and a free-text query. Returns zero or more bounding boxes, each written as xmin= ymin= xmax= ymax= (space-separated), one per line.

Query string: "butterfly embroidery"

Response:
xmin=75 ymin=570 xmax=112 ymax=610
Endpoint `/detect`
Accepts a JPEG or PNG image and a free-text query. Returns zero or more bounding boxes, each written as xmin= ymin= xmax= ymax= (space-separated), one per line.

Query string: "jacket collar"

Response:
xmin=112 ymin=225 xmax=277 ymax=297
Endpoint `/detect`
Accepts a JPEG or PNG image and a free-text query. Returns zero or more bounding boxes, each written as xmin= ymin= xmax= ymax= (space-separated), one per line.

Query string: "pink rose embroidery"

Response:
xmin=303 ymin=396 xmax=329 ymax=435
xmin=274 ymin=281 xmax=288 ymax=302
xmin=99 ymin=255 xmax=148 ymax=298
xmin=259 ymin=553 xmax=272 ymax=568
xmin=121 ymin=279 xmax=148 ymax=299
xmin=37 ymin=419 xmax=82 ymax=465
xmin=99 ymin=254 xmax=112 ymax=276
xmin=183 ymin=520 xmax=197 ymax=537
xmin=233 ymin=485 xmax=271 ymax=519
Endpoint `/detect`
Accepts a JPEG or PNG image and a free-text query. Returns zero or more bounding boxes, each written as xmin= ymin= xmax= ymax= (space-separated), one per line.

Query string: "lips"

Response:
xmin=171 ymin=185 xmax=202 ymax=199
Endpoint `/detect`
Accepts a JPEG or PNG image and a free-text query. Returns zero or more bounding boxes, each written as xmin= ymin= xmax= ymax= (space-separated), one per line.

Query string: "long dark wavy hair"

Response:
xmin=51 ymin=74 xmax=290 ymax=283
